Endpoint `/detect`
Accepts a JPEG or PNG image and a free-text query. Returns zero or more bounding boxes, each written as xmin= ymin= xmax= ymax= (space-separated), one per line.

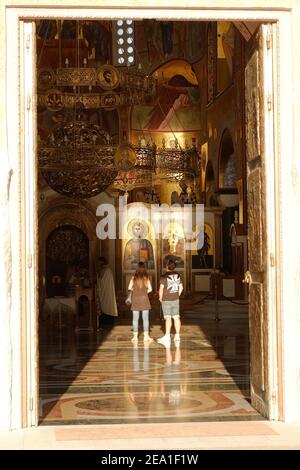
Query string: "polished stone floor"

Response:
xmin=39 ymin=299 xmax=262 ymax=425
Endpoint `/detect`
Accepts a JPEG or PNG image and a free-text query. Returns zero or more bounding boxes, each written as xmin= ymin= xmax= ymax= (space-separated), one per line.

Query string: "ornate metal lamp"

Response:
xmin=38 ymin=120 xmax=118 ymax=199
xmin=37 ymin=63 xmax=157 ymax=198
xmin=155 ymin=138 xmax=199 ymax=185
xmin=37 ymin=64 xmax=157 ymax=111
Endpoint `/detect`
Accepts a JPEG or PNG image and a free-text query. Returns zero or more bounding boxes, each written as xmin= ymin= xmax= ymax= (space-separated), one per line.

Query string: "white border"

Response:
xmin=3 ymin=4 xmax=295 ymax=427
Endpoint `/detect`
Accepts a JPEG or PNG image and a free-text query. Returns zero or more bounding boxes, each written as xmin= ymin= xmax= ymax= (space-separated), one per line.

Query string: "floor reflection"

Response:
xmin=39 ymin=304 xmax=262 ymax=425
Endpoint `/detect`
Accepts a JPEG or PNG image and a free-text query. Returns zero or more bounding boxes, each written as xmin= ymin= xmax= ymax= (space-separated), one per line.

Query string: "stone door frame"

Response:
xmin=2 ymin=2 xmax=296 ymax=428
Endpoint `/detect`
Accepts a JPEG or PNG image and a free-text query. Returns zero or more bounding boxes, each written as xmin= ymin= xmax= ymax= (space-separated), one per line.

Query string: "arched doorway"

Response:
xmin=205 ymin=160 xmax=217 ymax=207
xmin=45 ymin=225 xmax=89 ymax=298
xmin=219 ymin=128 xmax=237 ymax=190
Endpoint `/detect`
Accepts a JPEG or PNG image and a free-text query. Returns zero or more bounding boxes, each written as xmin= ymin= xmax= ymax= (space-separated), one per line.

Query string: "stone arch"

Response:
xmin=38 ymin=198 xmax=99 ymax=302
xmin=45 ymin=224 xmax=89 ymax=297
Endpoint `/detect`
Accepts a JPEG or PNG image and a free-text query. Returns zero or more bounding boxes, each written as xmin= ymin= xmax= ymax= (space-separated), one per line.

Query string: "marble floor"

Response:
xmin=39 ymin=299 xmax=262 ymax=425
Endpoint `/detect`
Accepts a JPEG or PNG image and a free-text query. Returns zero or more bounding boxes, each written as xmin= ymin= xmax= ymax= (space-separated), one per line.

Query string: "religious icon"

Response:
xmin=162 ymin=223 xmax=184 ymax=269
xmin=129 ymin=219 xmax=148 ymax=239
xmin=124 ymin=219 xmax=154 ymax=271
xmin=114 ymin=144 xmax=137 ymax=171
xmin=37 ymin=68 xmax=55 ymax=90
xmin=98 ymin=65 xmax=120 ymax=90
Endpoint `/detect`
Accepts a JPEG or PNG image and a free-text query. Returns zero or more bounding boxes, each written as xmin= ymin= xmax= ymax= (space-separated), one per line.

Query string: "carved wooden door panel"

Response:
xmin=245 ymin=24 xmax=276 ymax=418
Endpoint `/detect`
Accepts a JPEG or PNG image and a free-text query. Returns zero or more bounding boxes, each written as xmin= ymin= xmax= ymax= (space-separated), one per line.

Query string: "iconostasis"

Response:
xmin=120 ymin=203 xmax=225 ymax=294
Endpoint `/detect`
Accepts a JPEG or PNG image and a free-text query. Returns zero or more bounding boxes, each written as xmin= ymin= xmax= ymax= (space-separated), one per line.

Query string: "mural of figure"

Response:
xmin=160 ymin=21 xmax=174 ymax=57
xmin=143 ymin=19 xmax=163 ymax=62
xmin=163 ymin=224 xmax=184 ymax=269
xmin=222 ymin=23 xmax=235 ymax=75
xmin=146 ymin=74 xmax=200 ymax=130
xmin=37 ymin=20 xmax=57 ymax=39
xmin=61 ymin=20 xmax=77 ymax=39
xmin=124 ymin=220 xmax=154 ymax=271
xmin=82 ymin=21 xmax=112 ymax=65
xmin=103 ymin=70 xmax=113 ymax=85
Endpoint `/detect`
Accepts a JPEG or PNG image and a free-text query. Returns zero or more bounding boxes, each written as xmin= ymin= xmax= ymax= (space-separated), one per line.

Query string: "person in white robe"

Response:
xmin=96 ymin=256 xmax=118 ymax=327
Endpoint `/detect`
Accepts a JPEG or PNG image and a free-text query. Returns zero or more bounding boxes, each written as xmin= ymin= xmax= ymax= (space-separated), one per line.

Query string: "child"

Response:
xmin=157 ymin=259 xmax=183 ymax=345
xmin=128 ymin=262 xmax=153 ymax=343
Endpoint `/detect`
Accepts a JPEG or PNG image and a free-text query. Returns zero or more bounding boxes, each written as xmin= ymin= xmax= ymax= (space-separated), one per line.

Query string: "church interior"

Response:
xmin=37 ymin=18 xmax=263 ymax=425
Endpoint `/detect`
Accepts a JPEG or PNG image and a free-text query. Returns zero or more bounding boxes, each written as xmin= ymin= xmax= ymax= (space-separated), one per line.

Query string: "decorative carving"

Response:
xmin=100 ymin=91 xmax=120 ymax=108
xmin=56 ymin=67 xmax=97 ymax=86
xmin=38 ymin=121 xmax=118 ymax=198
xmin=45 ymin=89 xmax=64 ymax=112
xmin=245 ymin=50 xmax=261 ymax=161
xmin=249 ymin=284 xmax=265 ymax=392
xmin=63 ymin=93 xmax=100 ymax=109
xmin=47 ymin=225 xmax=89 ymax=263
xmin=156 ymin=146 xmax=198 ymax=183
xmin=38 ymin=90 xmax=152 ymax=109
xmin=207 ymin=24 xmax=215 ymax=105
xmin=247 ymin=168 xmax=263 ymax=273
xmin=39 ymin=120 xmax=159 ymax=195
xmin=245 ymin=30 xmax=270 ymax=417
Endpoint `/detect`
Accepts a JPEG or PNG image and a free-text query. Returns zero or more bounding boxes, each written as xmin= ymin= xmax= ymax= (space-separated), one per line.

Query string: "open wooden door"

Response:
xmin=21 ymin=20 xmax=39 ymax=426
xmin=244 ymin=24 xmax=278 ymax=419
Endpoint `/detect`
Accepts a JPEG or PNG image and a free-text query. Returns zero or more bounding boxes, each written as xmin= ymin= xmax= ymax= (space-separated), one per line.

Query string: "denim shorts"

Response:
xmin=161 ymin=299 xmax=180 ymax=317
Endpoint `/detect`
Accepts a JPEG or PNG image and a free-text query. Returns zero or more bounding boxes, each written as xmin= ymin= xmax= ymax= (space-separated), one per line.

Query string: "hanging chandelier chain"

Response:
xmin=164 ymin=85 xmax=190 ymax=147
xmin=128 ymin=82 xmax=149 ymax=147
xmin=37 ymin=20 xmax=52 ymax=67
xmin=157 ymin=99 xmax=184 ymax=153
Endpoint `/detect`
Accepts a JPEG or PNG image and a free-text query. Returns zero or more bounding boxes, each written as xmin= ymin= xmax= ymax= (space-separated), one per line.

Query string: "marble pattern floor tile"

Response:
xmin=39 ymin=306 xmax=260 ymax=425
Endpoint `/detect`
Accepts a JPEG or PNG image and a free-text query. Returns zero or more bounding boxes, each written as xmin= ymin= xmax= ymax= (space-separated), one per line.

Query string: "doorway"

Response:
xmin=5 ymin=4 xmax=290 ymax=428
